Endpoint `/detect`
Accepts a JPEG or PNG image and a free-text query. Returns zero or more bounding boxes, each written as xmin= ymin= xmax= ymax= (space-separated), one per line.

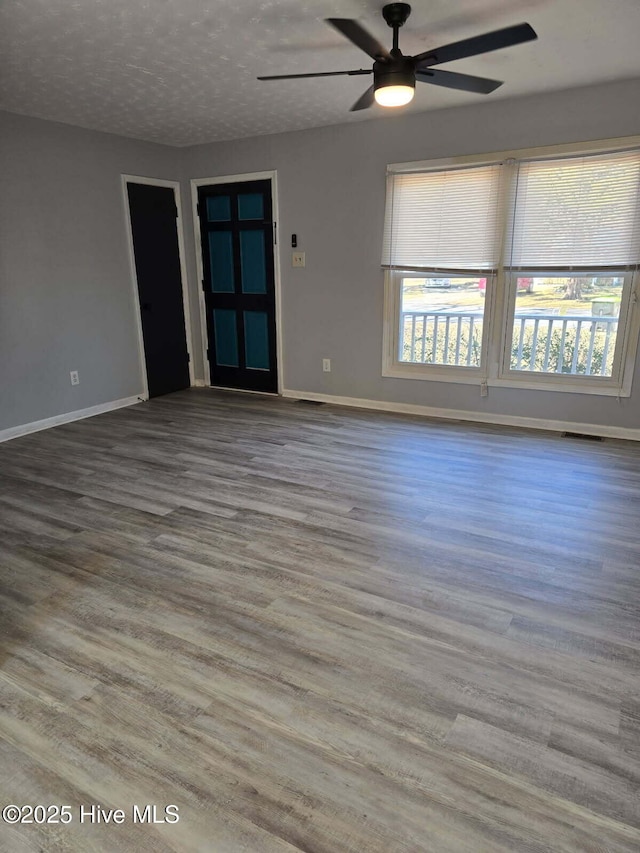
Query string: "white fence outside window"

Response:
xmin=401 ymin=310 xmax=618 ymax=376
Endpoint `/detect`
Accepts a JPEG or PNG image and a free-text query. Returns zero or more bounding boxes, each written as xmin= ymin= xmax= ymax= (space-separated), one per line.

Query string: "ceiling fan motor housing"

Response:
xmin=374 ymin=56 xmax=415 ymax=93
xmin=382 ymin=3 xmax=412 ymax=29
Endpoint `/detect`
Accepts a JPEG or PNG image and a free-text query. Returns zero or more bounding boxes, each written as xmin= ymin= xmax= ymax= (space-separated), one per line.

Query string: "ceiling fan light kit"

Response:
xmin=373 ymin=54 xmax=415 ymax=106
xmin=258 ymin=3 xmax=537 ymax=113
xmin=374 ymin=83 xmax=414 ymax=107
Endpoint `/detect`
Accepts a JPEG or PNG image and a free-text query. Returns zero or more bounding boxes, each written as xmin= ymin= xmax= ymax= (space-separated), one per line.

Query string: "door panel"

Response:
xmin=209 ymin=232 xmax=235 ymax=291
xmin=198 ymin=179 xmax=278 ymax=393
xmin=213 ymin=308 xmax=240 ymax=367
xmin=206 ymin=195 xmax=231 ymax=221
xmin=239 ymin=230 xmax=268 ymax=294
xmin=127 ymin=183 xmax=190 ymax=398
xmin=238 ymin=192 xmax=264 ymax=220
xmin=244 ymin=310 xmax=270 ymax=369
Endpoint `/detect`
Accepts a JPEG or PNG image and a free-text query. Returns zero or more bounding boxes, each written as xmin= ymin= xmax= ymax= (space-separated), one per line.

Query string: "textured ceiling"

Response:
xmin=2 ymin=0 xmax=640 ymax=147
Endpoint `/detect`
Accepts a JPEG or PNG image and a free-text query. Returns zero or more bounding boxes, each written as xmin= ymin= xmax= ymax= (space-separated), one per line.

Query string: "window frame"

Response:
xmin=497 ymin=269 xmax=637 ymax=395
xmin=383 ymin=137 xmax=640 ymax=397
xmin=382 ymin=270 xmax=494 ymax=385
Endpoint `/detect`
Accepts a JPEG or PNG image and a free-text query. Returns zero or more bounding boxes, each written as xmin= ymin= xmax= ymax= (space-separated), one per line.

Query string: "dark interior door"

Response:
xmin=127 ymin=182 xmax=190 ymax=398
xmin=197 ymin=180 xmax=278 ymax=393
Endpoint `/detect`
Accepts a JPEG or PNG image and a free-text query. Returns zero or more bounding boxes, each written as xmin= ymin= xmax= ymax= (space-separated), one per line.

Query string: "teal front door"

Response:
xmin=198 ymin=180 xmax=278 ymax=393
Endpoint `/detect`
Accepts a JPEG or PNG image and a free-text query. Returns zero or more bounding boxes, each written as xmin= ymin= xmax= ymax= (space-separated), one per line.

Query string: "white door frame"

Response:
xmin=121 ymin=174 xmax=195 ymax=399
xmin=190 ymin=171 xmax=283 ymax=393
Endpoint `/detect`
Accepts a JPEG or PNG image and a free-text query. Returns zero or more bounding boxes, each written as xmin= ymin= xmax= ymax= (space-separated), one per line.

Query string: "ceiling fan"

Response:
xmin=258 ymin=3 xmax=537 ymax=111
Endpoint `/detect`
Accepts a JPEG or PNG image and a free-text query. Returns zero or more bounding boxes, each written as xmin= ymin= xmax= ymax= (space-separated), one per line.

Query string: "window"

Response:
xmin=382 ymin=141 xmax=640 ymax=395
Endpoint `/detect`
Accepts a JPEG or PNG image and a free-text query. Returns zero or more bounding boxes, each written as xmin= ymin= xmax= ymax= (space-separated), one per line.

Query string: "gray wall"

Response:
xmin=2 ymin=78 xmax=640 ymax=434
xmin=0 ymin=112 xmax=179 ymax=430
xmin=183 ymin=77 xmax=640 ymax=431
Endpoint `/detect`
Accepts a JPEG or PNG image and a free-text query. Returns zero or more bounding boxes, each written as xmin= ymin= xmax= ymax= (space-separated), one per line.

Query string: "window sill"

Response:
xmin=492 ymin=373 xmax=630 ymax=397
xmin=382 ymin=363 xmax=484 ymax=385
xmin=383 ymin=363 xmax=630 ymax=396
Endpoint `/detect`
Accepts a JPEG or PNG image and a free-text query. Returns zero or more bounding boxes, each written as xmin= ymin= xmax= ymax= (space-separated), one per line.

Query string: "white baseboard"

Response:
xmin=4 ymin=388 xmax=637 ymax=444
xmin=191 ymin=379 xmax=207 ymax=387
xmin=282 ymin=389 xmax=640 ymax=442
xmin=0 ymin=395 xmax=144 ymax=444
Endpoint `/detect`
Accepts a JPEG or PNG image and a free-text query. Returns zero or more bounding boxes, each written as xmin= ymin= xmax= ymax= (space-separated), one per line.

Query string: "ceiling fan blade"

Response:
xmin=416 ymin=68 xmax=503 ymax=94
xmin=414 ymin=22 xmax=537 ymax=68
xmin=326 ymin=18 xmax=391 ymax=61
xmin=350 ymin=85 xmax=375 ymax=112
xmin=258 ymin=69 xmax=372 ymax=81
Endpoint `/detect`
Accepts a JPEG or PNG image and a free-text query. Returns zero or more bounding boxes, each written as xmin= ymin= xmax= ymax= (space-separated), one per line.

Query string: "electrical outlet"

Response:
xmin=292 ymin=252 xmax=305 ymax=268
xmin=70 ymin=370 xmax=80 ymax=386
xmin=322 ymin=358 xmax=331 ymax=373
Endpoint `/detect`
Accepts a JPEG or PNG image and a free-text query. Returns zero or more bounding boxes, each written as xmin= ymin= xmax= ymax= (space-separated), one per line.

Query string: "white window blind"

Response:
xmin=508 ymin=149 xmax=640 ymax=271
xmin=382 ymin=163 xmax=504 ymax=273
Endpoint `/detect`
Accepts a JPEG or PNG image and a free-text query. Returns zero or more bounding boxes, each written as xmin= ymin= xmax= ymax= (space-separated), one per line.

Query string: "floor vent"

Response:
xmin=561 ymin=431 xmax=604 ymax=441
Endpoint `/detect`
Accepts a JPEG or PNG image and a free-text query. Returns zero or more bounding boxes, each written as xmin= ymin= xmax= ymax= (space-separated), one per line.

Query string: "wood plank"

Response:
xmin=1 ymin=388 xmax=639 ymax=851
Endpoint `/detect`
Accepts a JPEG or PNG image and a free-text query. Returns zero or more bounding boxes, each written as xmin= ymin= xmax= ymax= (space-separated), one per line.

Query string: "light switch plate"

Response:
xmin=292 ymin=252 xmax=305 ymax=268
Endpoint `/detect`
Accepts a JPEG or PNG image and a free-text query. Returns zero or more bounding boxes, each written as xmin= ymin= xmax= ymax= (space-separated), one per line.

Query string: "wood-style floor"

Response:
xmin=1 ymin=389 xmax=639 ymax=852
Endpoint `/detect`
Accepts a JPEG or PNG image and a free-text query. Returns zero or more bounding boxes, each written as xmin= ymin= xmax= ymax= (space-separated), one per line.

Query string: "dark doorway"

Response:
xmin=197 ymin=179 xmax=278 ymax=393
xmin=127 ymin=182 xmax=191 ymax=398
